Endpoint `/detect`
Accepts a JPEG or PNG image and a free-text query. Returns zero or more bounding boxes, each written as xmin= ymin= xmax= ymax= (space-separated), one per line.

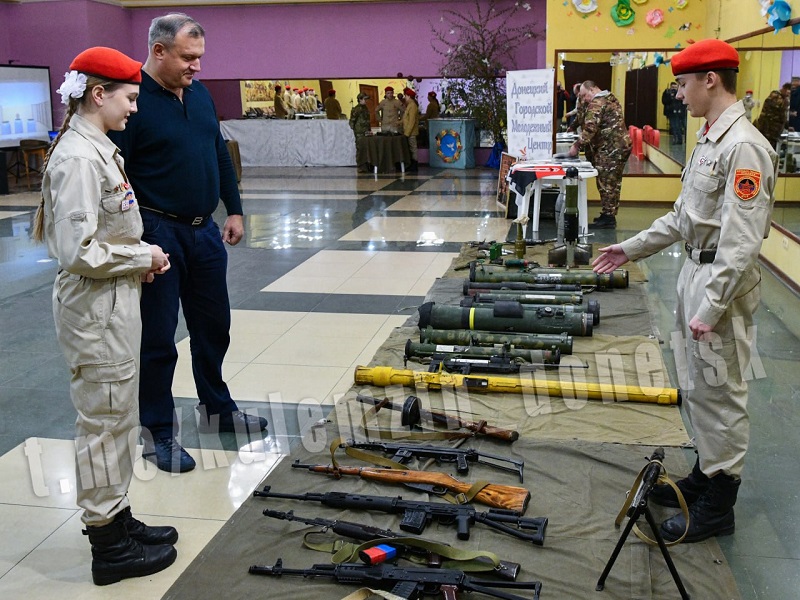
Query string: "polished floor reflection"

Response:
xmin=0 ymin=165 xmax=798 ymax=599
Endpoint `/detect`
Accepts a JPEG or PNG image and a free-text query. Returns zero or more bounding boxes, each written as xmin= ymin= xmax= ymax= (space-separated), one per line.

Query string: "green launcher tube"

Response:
xmin=418 ymin=301 xmax=592 ymax=337
xmin=419 ymin=327 xmax=574 ymax=355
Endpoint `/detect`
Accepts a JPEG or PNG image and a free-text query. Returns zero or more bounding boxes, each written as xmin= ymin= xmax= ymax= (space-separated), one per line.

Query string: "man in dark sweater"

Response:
xmin=109 ymin=13 xmax=267 ymax=473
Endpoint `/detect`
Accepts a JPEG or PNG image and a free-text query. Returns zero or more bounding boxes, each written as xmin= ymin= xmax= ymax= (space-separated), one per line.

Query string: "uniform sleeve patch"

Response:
xmin=734 ymin=169 xmax=761 ymax=201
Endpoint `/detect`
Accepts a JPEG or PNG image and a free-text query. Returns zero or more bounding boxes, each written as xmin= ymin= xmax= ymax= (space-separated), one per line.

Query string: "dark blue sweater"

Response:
xmin=109 ymin=71 xmax=242 ymax=218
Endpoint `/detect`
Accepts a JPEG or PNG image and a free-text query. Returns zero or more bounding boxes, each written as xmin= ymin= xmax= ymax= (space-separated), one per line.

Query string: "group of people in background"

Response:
xmin=272 ymin=84 xmax=323 ymax=118
xmin=350 ymin=85 xmax=441 ymax=172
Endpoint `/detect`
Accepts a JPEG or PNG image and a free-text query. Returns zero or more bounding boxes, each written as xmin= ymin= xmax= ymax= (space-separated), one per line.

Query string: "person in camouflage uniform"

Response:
xmin=567 ymin=80 xmax=632 ymax=229
xmin=754 ymin=89 xmax=786 ymax=149
xmin=350 ymin=93 xmax=372 ymax=173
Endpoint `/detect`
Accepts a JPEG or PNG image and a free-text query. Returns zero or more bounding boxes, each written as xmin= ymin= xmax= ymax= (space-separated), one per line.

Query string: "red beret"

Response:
xmin=671 ymin=39 xmax=739 ymax=76
xmin=403 ymin=87 xmax=416 ymax=98
xmin=428 ymin=91 xmax=436 ymax=97
xmin=69 ymin=47 xmax=141 ymax=84
xmin=327 ymin=89 xmax=336 ymax=96
xmin=384 ymin=86 xmax=394 ymax=92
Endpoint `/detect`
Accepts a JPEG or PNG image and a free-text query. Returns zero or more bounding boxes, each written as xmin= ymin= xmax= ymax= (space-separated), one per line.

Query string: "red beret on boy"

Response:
xmin=70 ymin=47 xmax=142 ymax=83
xmin=671 ymin=39 xmax=739 ymax=76
xmin=403 ymin=87 xmax=416 ymax=98
xmin=384 ymin=86 xmax=394 ymax=92
xmin=327 ymin=89 xmax=336 ymax=96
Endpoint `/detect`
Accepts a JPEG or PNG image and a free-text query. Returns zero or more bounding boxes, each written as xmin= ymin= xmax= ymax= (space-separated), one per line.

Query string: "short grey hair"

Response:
xmin=148 ymin=13 xmax=205 ymax=50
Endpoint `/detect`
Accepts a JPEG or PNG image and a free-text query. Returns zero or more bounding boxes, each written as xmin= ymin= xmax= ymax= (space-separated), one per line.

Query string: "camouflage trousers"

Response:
xmin=594 ymin=145 xmax=631 ymax=216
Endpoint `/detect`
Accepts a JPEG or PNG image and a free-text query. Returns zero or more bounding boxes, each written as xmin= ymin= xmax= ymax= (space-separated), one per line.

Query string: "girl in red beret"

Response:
xmin=32 ymin=47 xmax=177 ymax=586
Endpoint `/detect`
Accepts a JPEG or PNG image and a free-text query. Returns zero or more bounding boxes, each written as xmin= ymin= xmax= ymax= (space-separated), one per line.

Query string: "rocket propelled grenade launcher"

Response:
xmin=354 ymin=366 xmax=682 ymax=405
xmin=464 ymin=281 xmax=582 ymax=293
xmin=404 ymin=340 xmax=561 ymax=367
xmin=470 ymin=262 xmax=629 ymax=289
xmin=420 ymin=327 xmax=574 ymax=355
xmin=460 ymin=296 xmax=600 ymax=326
xmin=418 ymin=301 xmax=593 ymax=337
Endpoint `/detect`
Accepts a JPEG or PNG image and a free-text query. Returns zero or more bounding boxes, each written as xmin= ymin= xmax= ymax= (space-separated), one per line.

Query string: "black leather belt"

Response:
xmin=685 ymin=242 xmax=717 ymax=264
xmin=141 ymin=206 xmax=208 ymax=226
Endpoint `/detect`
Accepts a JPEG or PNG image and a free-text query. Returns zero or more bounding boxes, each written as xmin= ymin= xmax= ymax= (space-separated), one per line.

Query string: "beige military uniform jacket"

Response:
xmin=43 ymin=114 xmax=152 ymax=280
xmin=402 ymin=99 xmax=420 ymax=137
xmin=377 ymin=97 xmax=403 ymax=132
xmin=620 ymin=101 xmax=778 ymax=327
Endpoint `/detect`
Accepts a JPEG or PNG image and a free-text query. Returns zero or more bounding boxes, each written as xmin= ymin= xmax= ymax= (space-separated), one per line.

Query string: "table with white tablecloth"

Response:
xmin=219 ymin=119 xmax=356 ymax=167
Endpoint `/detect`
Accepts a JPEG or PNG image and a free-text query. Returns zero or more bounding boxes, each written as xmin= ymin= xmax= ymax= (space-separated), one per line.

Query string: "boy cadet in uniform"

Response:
xmin=593 ymin=39 xmax=778 ymax=543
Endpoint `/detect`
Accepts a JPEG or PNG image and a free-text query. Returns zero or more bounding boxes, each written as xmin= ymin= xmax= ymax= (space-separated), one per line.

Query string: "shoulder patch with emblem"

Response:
xmin=734 ymin=169 xmax=760 ymax=201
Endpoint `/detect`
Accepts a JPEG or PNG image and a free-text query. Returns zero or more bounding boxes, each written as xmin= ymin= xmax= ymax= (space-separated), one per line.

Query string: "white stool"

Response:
xmin=507 ymin=162 xmax=597 ymax=238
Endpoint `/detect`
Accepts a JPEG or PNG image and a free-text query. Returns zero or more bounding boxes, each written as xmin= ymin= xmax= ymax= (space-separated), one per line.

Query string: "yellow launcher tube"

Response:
xmin=354 ymin=366 xmax=680 ymax=406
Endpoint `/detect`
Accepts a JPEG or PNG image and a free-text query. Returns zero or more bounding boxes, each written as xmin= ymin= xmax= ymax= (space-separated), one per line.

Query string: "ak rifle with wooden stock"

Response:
xmin=291 ymin=460 xmax=530 ymax=514
xmin=356 ymin=394 xmax=519 ymax=442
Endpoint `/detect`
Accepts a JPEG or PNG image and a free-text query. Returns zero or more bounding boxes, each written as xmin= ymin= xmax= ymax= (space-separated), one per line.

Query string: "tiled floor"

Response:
xmin=1 ymin=164 xmax=799 ymax=599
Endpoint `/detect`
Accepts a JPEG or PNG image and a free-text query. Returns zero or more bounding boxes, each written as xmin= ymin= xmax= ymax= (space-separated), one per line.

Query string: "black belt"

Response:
xmin=685 ymin=242 xmax=717 ymax=264
xmin=141 ymin=206 xmax=209 ymax=226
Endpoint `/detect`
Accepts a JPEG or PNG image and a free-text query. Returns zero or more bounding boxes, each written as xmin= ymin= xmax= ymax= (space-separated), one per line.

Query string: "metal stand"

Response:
xmin=596 ymin=448 xmax=690 ymax=599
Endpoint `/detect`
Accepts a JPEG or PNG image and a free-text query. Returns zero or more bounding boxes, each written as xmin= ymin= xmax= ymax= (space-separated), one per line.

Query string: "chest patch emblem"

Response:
xmin=733 ymin=169 xmax=760 ymax=201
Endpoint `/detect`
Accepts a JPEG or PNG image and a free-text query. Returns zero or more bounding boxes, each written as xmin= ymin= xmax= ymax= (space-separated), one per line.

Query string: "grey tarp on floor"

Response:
xmin=163 ymin=244 xmax=741 ymax=600
xmin=163 ymin=437 xmax=740 ymax=600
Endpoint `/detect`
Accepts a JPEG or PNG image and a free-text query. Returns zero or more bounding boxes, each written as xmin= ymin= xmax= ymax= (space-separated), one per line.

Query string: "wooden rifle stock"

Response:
xmin=292 ymin=462 xmax=530 ymax=514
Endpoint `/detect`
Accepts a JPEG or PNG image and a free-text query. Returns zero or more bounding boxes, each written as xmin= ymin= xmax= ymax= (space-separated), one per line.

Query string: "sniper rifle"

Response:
xmin=253 ymin=486 xmax=548 ymax=544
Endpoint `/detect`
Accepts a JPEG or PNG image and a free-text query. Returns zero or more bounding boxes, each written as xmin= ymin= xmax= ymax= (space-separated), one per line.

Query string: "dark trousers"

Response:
xmin=139 ymin=211 xmax=237 ymax=440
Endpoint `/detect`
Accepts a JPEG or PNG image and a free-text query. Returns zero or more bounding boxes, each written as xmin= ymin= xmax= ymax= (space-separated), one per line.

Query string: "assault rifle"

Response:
xmin=262 ymin=508 xmax=521 ymax=580
xmin=290 ymin=461 xmax=530 ymax=513
xmin=253 ymin=486 xmax=548 ymax=544
xmin=249 ymin=559 xmax=543 ymax=600
xmin=340 ymin=439 xmax=525 ymax=482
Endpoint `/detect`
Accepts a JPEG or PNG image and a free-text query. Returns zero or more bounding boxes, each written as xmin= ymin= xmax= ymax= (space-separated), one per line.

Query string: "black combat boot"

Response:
xmin=660 ymin=473 xmax=740 ymax=543
xmin=649 ymin=457 xmax=709 ymax=508
xmin=86 ymin=518 xmax=177 ymax=586
xmin=118 ymin=506 xmax=179 ymax=545
xmin=590 ymin=213 xmax=616 ymax=229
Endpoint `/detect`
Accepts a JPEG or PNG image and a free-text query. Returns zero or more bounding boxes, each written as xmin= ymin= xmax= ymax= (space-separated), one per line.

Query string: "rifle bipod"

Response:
xmin=595 ymin=448 xmax=690 ymax=599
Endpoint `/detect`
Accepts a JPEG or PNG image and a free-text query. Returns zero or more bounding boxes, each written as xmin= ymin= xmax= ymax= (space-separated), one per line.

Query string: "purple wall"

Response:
xmin=2 ymin=0 xmax=545 ymax=122
xmin=0 ymin=5 xmax=10 ymax=60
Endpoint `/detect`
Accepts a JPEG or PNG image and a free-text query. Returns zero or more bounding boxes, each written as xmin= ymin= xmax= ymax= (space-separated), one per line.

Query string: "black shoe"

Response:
xmin=649 ymin=457 xmax=709 ymax=508
xmin=86 ymin=519 xmax=176 ymax=586
xmin=117 ymin=507 xmax=178 ymax=545
xmin=142 ymin=437 xmax=196 ymax=473
xmin=197 ymin=409 xmax=268 ymax=434
xmin=590 ymin=214 xmax=616 ymax=229
xmin=660 ymin=473 xmax=740 ymax=543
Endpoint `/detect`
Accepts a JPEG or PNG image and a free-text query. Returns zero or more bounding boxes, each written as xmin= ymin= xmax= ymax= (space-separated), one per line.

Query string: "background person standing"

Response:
xmin=377 ymin=86 xmax=403 ymax=133
xmin=567 ymin=80 xmax=632 ymax=229
xmin=109 ymin=13 xmax=267 ymax=474
xmin=401 ymin=87 xmax=420 ymax=171
xmin=324 ymin=89 xmax=342 ymax=120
